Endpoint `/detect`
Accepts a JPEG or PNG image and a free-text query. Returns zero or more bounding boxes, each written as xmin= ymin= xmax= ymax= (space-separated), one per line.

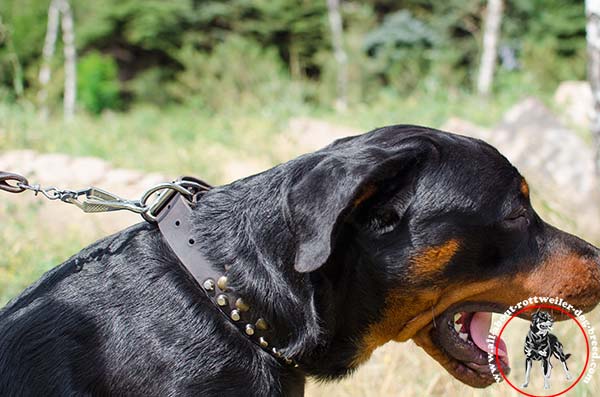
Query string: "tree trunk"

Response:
xmin=60 ymin=0 xmax=76 ymax=120
xmin=38 ymin=0 xmax=60 ymax=119
xmin=37 ymin=0 xmax=76 ymax=120
xmin=477 ymin=0 xmax=504 ymax=96
xmin=587 ymin=0 xmax=600 ymax=175
xmin=0 ymin=17 xmax=24 ymax=97
xmin=326 ymin=0 xmax=348 ymax=111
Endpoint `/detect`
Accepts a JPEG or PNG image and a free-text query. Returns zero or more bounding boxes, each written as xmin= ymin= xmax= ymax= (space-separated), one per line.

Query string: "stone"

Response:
xmin=69 ymin=157 xmax=109 ymax=185
xmin=440 ymin=117 xmax=492 ymax=142
xmin=0 ymin=150 xmax=38 ymax=176
xmin=444 ymin=97 xmax=600 ymax=241
xmin=276 ymin=117 xmax=359 ymax=159
xmin=30 ymin=153 xmax=73 ymax=184
xmin=221 ymin=156 xmax=271 ymax=183
xmin=554 ymin=80 xmax=594 ymax=128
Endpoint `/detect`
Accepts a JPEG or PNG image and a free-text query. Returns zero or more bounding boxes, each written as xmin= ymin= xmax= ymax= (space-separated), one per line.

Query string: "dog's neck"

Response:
xmin=187 ymin=170 xmax=376 ymax=379
xmin=190 ymin=172 xmax=323 ymax=358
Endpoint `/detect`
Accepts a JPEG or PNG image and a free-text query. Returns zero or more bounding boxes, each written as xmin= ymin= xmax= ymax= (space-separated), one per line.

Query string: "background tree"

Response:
xmin=587 ymin=0 xmax=600 ymax=174
xmin=0 ymin=0 xmax=591 ymax=110
xmin=38 ymin=0 xmax=76 ymax=119
xmin=0 ymin=16 xmax=23 ymax=98
xmin=477 ymin=0 xmax=503 ymax=95
xmin=326 ymin=0 xmax=348 ymax=110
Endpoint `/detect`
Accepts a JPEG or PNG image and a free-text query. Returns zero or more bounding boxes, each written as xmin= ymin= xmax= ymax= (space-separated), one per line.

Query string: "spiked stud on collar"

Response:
xmin=154 ymin=178 xmax=298 ymax=368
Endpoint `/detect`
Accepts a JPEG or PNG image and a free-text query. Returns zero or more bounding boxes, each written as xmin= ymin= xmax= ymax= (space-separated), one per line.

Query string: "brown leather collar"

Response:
xmin=155 ymin=177 xmax=297 ymax=367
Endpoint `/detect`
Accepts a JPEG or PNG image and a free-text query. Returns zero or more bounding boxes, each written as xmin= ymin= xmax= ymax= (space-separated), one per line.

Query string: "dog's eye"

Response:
xmin=368 ymin=209 xmax=401 ymax=234
xmin=505 ymin=213 xmax=525 ymax=221
xmin=504 ymin=208 xmax=529 ymax=227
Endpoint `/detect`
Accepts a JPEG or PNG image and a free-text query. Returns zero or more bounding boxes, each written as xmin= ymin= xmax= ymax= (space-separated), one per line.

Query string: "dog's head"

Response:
xmin=531 ymin=310 xmax=554 ymax=335
xmin=279 ymin=125 xmax=600 ymax=387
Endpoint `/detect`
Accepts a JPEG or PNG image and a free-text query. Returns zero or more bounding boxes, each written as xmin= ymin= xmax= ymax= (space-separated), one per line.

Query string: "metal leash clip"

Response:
xmin=62 ymin=187 xmax=147 ymax=214
xmin=0 ymin=171 xmax=211 ymax=223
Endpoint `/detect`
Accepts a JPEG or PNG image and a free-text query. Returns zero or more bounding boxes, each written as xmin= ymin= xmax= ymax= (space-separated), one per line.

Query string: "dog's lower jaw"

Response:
xmin=412 ymin=324 xmax=497 ymax=388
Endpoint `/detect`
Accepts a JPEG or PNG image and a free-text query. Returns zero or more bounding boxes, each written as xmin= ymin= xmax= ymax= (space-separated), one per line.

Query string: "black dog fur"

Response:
xmin=1 ymin=125 xmax=599 ymax=396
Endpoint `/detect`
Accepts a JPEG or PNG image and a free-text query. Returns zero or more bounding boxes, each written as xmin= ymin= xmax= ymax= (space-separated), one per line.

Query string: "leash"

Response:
xmin=0 ymin=170 xmax=297 ymax=367
xmin=0 ymin=171 xmax=210 ymax=222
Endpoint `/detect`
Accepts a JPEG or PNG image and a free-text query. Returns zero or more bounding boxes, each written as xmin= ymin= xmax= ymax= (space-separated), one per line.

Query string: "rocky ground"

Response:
xmin=444 ymin=96 xmax=600 ymax=242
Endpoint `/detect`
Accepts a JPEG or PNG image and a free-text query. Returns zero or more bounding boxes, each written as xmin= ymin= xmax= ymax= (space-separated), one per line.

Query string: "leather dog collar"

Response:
xmin=154 ymin=177 xmax=297 ymax=367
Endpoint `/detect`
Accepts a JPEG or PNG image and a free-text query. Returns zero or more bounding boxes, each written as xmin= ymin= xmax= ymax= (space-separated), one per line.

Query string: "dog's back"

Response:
xmin=0 ymin=224 xmax=150 ymax=395
xmin=0 ymin=221 xmax=294 ymax=396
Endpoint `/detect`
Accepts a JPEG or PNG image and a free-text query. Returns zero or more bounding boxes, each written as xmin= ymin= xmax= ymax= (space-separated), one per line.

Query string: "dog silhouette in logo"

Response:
xmin=522 ymin=310 xmax=572 ymax=389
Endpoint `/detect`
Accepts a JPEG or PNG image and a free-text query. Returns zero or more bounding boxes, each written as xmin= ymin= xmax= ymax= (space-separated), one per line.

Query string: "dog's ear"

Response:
xmin=287 ymin=135 xmax=436 ymax=273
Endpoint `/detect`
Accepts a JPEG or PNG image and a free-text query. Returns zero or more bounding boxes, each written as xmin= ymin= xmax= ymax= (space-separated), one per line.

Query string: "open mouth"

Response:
xmin=415 ymin=302 xmax=512 ymax=388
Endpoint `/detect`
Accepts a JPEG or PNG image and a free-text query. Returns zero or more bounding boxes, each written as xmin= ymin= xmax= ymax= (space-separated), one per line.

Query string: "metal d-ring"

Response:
xmin=140 ymin=181 xmax=202 ymax=222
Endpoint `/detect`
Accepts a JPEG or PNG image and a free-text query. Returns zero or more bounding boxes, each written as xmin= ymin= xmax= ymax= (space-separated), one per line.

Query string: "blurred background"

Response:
xmin=1 ymin=0 xmax=600 ymax=396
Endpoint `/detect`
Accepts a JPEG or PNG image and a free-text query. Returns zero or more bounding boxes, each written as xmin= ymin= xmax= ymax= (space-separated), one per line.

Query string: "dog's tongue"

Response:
xmin=470 ymin=312 xmax=508 ymax=359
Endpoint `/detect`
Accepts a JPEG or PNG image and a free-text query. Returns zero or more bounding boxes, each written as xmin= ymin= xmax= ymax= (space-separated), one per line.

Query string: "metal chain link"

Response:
xmin=0 ymin=171 xmax=28 ymax=193
xmin=0 ymin=171 xmax=211 ymax=223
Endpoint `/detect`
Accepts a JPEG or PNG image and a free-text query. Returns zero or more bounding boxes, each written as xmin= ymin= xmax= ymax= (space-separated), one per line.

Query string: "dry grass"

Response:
xmin=306 ymin=311 xmax=600 ymax=397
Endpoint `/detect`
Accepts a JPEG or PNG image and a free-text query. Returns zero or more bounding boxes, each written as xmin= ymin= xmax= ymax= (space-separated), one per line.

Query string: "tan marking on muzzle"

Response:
xmin=410 ymin=239 xmax=461 ymax=278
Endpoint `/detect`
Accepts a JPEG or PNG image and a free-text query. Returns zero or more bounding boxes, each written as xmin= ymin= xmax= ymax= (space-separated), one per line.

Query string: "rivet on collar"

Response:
xmin=216 ymin=294 xmax=228 ymax=306
xmin=230 ymin=309 xmax=241 ymax=321
xmin=217 ymin=276 xmax=228 ymax=291
xmin=235 ymin=297 xmax=250 ymax=312
xmin=202 ymin=279 xmax=215 ymax=292
xmin=255 ymin=318 xmax=269 ymax=330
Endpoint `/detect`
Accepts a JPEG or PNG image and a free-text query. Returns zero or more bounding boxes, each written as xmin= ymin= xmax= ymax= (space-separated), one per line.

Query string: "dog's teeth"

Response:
xmin=454 ymin=313 xmax=461 ymax=323
xmin=459 ymin=332 xmax=469 ymax=342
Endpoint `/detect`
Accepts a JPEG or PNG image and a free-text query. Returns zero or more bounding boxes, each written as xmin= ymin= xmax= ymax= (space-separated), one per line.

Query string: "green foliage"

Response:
xmin=363 ymin=10 xmax=439 ymax=93
xmin=229 ymin=0 xmax=328 ymax=78
xmin=362 ymin=0 xmax=485 ymax=91
xmin=503 ymin=0 xmax=587 ymax=90
xmin=0 ymin=25 xmax=22 ymax=101
xmin=0 ymin=0 xmax=590 ymax=107
xmin=0 ymin=0 xmax=48 ymax=69
xmin=77 ymin=51 xmax=121 ymax=114
xmin=169 ymin=35 xmax=302 ymax=111
xmin=126 ymin=67 xmax=172 ymax=106
xmin=75 ymin=0 xmax=193 ymax=52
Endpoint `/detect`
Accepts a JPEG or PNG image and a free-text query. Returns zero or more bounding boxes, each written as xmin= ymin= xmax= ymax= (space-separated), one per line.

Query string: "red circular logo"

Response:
xmin=494 ymin=304 xmax=590 ymax=397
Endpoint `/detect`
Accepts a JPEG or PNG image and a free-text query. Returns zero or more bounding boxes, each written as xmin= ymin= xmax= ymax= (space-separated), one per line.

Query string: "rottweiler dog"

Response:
xmin=1 ymin=125 xmax=599 ymax=396
xmin=522 ymin=310 xmax=572 ymax=389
